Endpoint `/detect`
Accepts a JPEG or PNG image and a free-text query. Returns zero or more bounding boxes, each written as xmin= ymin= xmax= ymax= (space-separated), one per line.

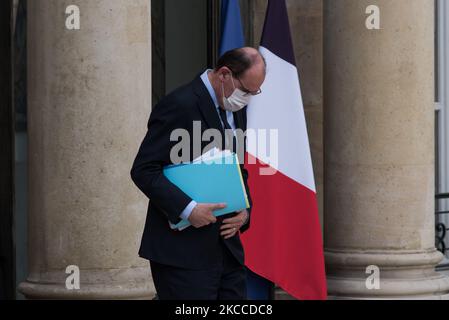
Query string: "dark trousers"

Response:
xmin=150 ymin=240 xmax=247 ymax=300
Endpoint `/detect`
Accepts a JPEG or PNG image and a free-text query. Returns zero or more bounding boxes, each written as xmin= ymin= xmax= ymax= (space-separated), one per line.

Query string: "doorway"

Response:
xmin=151 ymin=0 xmax=253 ymax=106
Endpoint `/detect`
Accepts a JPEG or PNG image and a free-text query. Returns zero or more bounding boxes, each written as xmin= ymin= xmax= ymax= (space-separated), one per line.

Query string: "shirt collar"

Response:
xmin=200 ymin=69 xmax=220 ymax=110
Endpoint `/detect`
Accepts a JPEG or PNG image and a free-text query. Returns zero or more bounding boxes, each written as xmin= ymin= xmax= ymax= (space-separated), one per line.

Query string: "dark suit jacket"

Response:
xmin=130 ymin=72 xmax=252 ymax=270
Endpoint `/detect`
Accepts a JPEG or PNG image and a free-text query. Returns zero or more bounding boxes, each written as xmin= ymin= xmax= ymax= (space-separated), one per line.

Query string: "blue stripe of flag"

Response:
xmin=219 ymin=0 xmax=245 ymax=56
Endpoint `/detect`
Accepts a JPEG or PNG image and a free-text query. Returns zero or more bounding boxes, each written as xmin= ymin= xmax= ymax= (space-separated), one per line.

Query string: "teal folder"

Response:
xmin=163 ymin=151 xmax=250 ymax=230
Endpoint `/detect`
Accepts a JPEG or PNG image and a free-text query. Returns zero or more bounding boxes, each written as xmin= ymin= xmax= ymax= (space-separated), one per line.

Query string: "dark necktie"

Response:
xmin=218 ymin=108 xmax=237 ymax=154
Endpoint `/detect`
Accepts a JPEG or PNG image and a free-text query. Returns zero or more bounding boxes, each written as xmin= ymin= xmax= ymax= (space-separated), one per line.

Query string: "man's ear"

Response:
xmin=217 ymin=67 xmax=231 ymax=82
xmin=218 ymin=72 xmax=225 ymax=82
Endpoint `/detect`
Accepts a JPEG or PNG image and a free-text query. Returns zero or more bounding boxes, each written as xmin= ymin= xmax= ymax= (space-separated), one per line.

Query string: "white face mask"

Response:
xmin=221 ymin=75 xmax=252 ymax=112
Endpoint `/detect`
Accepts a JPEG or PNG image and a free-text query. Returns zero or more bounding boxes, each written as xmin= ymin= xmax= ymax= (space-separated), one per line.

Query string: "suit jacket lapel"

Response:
xmin=192 ymin=76 xmax=225 ymax=137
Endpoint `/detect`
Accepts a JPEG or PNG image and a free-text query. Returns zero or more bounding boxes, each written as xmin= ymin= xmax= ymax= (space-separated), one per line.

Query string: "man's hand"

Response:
xmin=188 ymin=203 xmax=227 ymax=228
xmin=220 ymin=209 xmax=249 ymax=239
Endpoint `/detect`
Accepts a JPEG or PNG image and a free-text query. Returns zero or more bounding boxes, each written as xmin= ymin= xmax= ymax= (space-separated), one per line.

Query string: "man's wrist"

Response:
xmin=180 ymin=200 xmax=197 ymax=220
xmin=242 ymin=210 xmax=249 ymax=225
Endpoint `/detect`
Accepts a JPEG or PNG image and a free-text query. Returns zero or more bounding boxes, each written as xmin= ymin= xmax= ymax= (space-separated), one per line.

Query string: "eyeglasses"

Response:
xmin=234 ymin=76 xmax=262 ymax=97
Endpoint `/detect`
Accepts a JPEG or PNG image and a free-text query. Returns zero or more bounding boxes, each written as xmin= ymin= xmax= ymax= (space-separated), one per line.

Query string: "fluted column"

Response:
xmin=324 ymin=0 xmax=449 ymax=299
xmin=19 ymin=0 xmax=154 ymax=299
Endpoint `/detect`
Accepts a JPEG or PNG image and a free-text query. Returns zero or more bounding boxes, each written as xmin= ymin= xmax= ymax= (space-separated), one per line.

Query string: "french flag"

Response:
xmin=241 ymin=0 xmax=328 ymax=300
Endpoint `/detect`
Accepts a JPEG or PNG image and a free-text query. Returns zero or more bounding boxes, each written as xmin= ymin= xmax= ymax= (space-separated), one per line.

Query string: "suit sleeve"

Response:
xmin=240 ymin=164 xmax=252 ymax=234
xmin=130 ymin=99 xmax=193 ymax=225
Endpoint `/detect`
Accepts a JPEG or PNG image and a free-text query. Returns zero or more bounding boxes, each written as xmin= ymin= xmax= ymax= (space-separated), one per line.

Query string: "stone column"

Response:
xmin=324 ymin=0 xmax=449 ymax=299
xmin=19 ymin=0 xmax=154 ymax=299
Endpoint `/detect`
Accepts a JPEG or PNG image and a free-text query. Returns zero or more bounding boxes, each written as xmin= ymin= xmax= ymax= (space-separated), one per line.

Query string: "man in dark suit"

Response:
xmin=130 ymin=47 xmax=266 ymax=300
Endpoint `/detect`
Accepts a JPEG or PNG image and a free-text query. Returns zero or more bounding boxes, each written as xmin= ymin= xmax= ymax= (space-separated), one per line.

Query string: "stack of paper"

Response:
xmin=163 ymin=148 xmax=249 ymax=231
